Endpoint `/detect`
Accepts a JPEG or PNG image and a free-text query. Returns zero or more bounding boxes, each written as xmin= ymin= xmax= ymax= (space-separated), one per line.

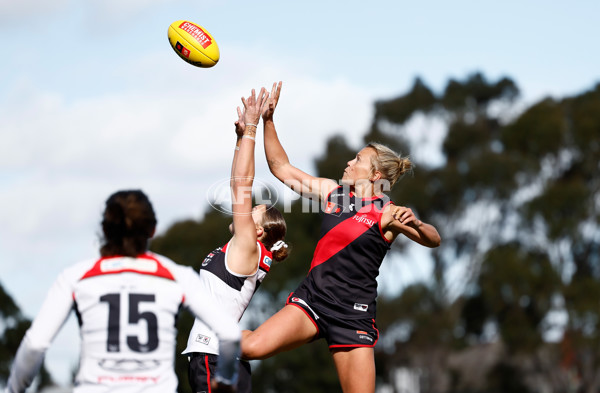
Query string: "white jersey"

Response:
xmin=183 ymin=241 xmax=272 ymax=355
xmin=6 ymin=253 xmax=240 ymax=393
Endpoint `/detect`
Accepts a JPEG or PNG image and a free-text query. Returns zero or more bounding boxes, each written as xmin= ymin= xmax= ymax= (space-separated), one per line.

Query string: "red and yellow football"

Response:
xmin=167 ymin=20 xmax=220 ymax=68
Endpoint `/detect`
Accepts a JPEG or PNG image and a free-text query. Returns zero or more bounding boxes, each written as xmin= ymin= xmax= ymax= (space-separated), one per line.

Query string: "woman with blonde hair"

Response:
xmin=241 ymin=82 xmax=441 ymax=393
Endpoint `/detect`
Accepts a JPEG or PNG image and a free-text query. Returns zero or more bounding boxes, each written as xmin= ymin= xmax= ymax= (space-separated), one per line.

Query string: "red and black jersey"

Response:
xmin=293 ymin=186 xmax=392 ymax=319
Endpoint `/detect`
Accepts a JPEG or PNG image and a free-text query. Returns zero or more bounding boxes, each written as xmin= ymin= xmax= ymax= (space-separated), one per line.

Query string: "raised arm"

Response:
xmin=226 ymin=88 xmax=269 ymax=276
xmin=262 ymin=81 xmax=338 ymax=201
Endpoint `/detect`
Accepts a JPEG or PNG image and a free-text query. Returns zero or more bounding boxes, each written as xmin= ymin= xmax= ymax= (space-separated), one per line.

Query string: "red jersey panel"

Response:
xmin=294 ymin=186 xmax=392 ymax=319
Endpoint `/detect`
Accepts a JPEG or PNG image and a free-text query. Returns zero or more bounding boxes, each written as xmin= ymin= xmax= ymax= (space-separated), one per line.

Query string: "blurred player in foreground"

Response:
xmin=5 ymin=190 xmax=240 ymax=393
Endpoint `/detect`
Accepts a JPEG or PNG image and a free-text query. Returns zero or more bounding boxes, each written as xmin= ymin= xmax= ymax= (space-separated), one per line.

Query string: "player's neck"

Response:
xmin=352 ymin=183 xmax=376 ymax=199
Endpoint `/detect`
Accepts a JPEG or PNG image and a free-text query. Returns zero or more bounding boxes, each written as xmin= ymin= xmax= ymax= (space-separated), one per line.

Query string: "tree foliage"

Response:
xmin=366 ymin=74 xmax=600 ymax=392
xmin=0 ymin=283 xmax=53 ymax=391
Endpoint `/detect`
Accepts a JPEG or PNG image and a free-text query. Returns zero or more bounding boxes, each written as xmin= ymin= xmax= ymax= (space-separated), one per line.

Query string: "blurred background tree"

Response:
xmin=363 ymin=73 xmax=599 ymax=392
xmin=0 ymin=283 xmax=53 ymax=391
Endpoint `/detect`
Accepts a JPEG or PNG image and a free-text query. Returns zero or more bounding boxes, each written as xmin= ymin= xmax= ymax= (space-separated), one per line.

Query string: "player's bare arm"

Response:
xmin=262 ymin=81 xmax=338 ymax=201
xmin=228 ymin=88 xmax=269 ymax=275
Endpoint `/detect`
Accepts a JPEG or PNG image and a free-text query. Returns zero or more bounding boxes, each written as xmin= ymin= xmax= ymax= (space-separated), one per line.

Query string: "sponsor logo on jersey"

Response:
xmin=354 ymin=303 xmax=368 ymax=312
xmin=263 ymin=256 xmax=272 ymax=267
xmin=195 ymin=334 xmax=211 ymax=345
xmin=98 ymin=375 xmax=160 ymax=384
xmin=352 ymin=214 xmax=376 ymax=227
xmin=98 ymin=358 xmax=161 ymax=372
xmin=202 ymin=252 xmax=217 ymax=267
xmin=81 ymin=254 xmax=175 ymax=281
xmin=324 ymin=201 xmax=343 ymax=216
xmin=101 ymin=258 xmax=158 ymax=273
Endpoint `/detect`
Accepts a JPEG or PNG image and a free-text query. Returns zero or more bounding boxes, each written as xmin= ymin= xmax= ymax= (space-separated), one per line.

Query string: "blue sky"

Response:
xmin=1 ymin=0 xmax=599 ymax=387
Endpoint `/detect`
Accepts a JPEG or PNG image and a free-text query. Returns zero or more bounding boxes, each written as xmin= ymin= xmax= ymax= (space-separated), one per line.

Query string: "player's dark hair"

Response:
xmin=100 ymin=190 xmax=157 ymax=257
xmin=260 ymin=204 xmax=289 ymax=262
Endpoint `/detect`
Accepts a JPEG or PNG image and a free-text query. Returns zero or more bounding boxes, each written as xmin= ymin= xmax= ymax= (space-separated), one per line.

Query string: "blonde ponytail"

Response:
xmin=366 ymin=142 xmax=413 ymax=188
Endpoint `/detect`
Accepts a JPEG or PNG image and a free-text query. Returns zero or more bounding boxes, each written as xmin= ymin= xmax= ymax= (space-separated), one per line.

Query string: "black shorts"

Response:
xmin=286 ymin=292 xmax=379 ymax=349
xmin=187 ymin=353 xmax=252 ymax=393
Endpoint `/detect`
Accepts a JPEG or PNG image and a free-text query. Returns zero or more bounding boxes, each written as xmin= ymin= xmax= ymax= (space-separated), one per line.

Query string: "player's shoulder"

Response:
xmin=146 ymin=252 xmax=197 ymax=281
xmin=146 ymin=252 xmax=176 ymax=267
xmin=60 ymin=257 xmax=102 ymax=281
xmin=67 ymin=253 xmax=194 ymax=283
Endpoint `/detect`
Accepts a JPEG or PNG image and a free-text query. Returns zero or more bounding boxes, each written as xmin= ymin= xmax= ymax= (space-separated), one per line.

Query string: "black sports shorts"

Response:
xmin=187 ymin=353 xmax=252 ymax=393
xmin=286 ymin=292 xmax=379 ymax=349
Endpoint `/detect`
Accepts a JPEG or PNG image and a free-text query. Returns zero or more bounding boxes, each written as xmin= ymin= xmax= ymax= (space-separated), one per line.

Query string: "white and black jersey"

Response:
xmin=183 ymin=241 xmax=272 ymax=355
xmin=6 ymin=253 xmax=240 ymax=393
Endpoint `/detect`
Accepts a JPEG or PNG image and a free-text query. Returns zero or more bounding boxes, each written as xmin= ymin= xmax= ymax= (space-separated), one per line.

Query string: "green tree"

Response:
xmin=0 ymin=282 xmax=53 ymax=391
xmin=369 ymin=74 xmax=599 ymax=392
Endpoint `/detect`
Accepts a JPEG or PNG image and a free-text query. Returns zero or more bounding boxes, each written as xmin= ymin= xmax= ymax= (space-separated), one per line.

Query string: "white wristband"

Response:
xmin=245 ymin=123 xmax=258 ymax=128
xmin=242 ymin=135 xmax=255 ymax=141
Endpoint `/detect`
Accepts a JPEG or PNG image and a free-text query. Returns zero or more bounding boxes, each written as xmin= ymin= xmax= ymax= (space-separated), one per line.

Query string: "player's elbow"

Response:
xmin=266 ymin=158 xmax=288 ymax=178
xmin=427 ymin=235 xmax=441 ymax=248
xmin=240 ymin=330 xmax=267 ymax=360
xmin=23 ymin=329 xmax=52 ymax=352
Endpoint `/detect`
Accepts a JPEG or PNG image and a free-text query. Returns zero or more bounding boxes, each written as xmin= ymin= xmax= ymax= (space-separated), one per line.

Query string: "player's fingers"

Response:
xmin=259 ymin=87 xmax=268 ymax=106
xmin=402 ymin=210 xmax=415 ymax=223
xmin=393 ymin=207 xmax=404 ymax=218
xmin=274 ymin=81 xmax=282 ymax=102
xmin=261 ymin=93 xmax=270 ymax=110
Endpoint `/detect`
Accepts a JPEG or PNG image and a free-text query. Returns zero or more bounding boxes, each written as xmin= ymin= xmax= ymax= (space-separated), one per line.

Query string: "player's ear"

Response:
xmin=370 ymin=170 xmax=382 ymax=182
xmin=150 ymin=226 xmax=156 ymax=238
xmin=256 ymin=226 xmax=264 ymax=239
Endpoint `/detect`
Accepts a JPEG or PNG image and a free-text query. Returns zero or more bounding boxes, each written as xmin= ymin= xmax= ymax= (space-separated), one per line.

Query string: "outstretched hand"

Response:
xmin=234 ymin=87 xmax=268 ymax=137
xmin=262 ymin=81 xmax=282 ymax=121
xmin=234 ymin=106 xmax=245 ymax=138
xmin=242 ymin=87 xmax=269 ymax=128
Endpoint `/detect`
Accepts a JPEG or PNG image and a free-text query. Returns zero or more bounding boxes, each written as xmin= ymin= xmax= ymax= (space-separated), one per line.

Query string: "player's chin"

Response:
xmin=340 ymin=176 xmax=354 ymax=186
